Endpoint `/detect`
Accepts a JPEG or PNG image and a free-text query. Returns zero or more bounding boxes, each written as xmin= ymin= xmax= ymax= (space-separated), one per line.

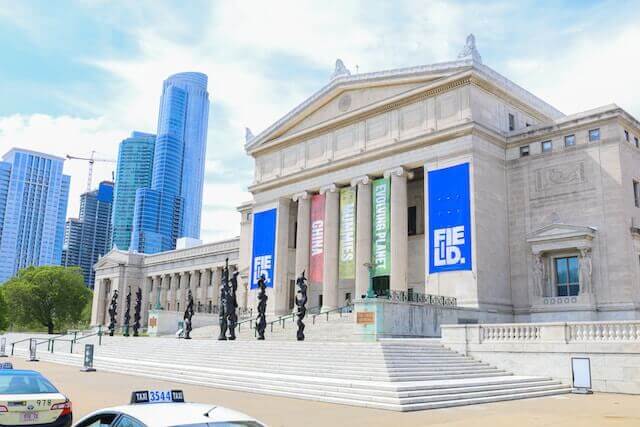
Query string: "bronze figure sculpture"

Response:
xmin=107 ymin=290 xmax=119 ymax=337
xmin=295 ymin=271 xmax=308 ymax=341
xmin=256 ymin=274 xmax=268 ymax=340
xmin=133 ymin=287 xmax=142 ymax=337
xmin=184 ymin=290 xmax=195 ymax=339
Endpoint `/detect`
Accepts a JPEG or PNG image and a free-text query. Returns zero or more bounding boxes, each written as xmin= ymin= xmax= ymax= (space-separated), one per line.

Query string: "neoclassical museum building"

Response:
xmin=92 ymin=35 xmax=640 ymax=329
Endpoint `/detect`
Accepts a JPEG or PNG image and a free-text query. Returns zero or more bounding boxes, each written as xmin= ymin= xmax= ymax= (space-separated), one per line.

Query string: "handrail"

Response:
xmin=311 ymin=304 xmax=353 ymax=325
xmin=10 ymin=334 xmax=66 ymax=356
xmin=257 ymin=305 xmax=336 ymax=336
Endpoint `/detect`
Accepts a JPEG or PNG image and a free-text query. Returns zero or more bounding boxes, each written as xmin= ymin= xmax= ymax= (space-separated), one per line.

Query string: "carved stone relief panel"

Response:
xmin=534 ymin=161 xmax=586 ymax=193
xmin=306 ymin=134 xmax=329 ymax=167
xmin=334 ymin=124 xmax=356 ymax=155
xmin=282 ymin=144 xmax=303 ymax=173
xmin=366 ymin=113 xmax=390 ymax=143
xmin=437 ymin=90 xmax=459 ymax=121
xmin=257 ymin=151 xmax=281 ymax=181
xmin=399 ymin=101 xmax=426 ymax=135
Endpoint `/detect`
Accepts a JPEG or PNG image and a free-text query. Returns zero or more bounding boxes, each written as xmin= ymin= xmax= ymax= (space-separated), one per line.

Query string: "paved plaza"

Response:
xmin=8 ymin=358 xmax=639 ymax=427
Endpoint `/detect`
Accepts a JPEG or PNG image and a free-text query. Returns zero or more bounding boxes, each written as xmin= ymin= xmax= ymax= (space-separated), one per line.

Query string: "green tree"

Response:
xmin=3 ymin=266 xmax=92 ymax=334
xmin=0 ymin=289 xmax=8 ymax=331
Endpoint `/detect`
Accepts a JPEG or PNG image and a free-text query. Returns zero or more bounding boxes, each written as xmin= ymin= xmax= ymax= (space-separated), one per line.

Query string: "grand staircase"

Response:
xmin=6 ymin=333 xmax=571 ymax=411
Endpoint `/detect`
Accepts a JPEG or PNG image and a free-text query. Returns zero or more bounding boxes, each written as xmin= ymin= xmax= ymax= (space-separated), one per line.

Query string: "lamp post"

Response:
xmin=363 ymin=262 xmax=376 ymax=298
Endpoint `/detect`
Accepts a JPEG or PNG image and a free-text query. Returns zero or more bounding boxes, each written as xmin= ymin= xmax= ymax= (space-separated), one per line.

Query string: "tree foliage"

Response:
xmin=3 ymin=266 xmax=92 ymax=334
xmin=0 ymin=290 xmax=8 ymax=332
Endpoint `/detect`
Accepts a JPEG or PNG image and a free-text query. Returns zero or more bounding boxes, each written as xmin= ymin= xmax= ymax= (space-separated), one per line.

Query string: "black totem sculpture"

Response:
xmin=218 ymin=262 xmax=229 ymax=340
xmin=107 ymin=290 xmax=119 ymax=337
xmin=184 ymin=290 xmax=195 ymax=340
xmin=256 ymin=275 xmax=268 ymax=340
xmin=123 ymin=287 xmax=132 ymax=337
xmin=295 ymin=271 xmax=308 ymax=341
xmin=227 ymin=269 xmax=239 ymax=340
xmin=133 ymin=287 xmax=142 ymax=337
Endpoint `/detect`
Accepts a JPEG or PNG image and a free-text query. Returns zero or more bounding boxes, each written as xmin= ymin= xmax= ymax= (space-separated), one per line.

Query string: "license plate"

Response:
xmin=21 ymin=412 xmax=39 ymax=423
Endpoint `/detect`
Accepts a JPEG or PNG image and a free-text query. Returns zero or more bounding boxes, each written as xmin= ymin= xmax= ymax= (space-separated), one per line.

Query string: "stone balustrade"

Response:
xmin=440 ymin=320 xmax=640 ymax=394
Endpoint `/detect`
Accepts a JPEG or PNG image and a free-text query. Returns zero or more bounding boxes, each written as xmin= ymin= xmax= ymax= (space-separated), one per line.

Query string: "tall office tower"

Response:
xmin=110 ymin=132 xmax=156 ymax=250
xmin=0 ymin=149 xmax=70 ymax=283
xmin=63 ymin=181 xmax=114 ymax=286
xmin=130 ymin=72 xmax=210 ymax=253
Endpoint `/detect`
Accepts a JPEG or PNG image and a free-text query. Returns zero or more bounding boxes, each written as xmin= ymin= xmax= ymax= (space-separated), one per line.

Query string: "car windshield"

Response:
xmin=173 ymin=423 xmax=264 ymax=427
xmin=0 ymin=373 xmax=59 ymax=394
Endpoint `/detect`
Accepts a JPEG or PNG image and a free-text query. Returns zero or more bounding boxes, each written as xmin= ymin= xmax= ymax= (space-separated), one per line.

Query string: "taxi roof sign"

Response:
xmin=130 ymin=390 xmax=185 ymax=404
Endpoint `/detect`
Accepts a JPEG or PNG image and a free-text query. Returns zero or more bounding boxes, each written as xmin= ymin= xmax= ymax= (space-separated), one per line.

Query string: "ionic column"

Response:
xmin=189 ymin=270 xmax=199 ymax=310
xmin=385 ymin=167 xmax=409 ymax=293
xmin=168 ymin=274 xmax=178 ymax=311
xmin=293 ymin=191 xmax=311 ymax=277
xmin=199 ymin=269 xmax=210 ymax=310
xmin=352 ymin=176 xmax=372 ymax=299
xmin=321 ymin=184 xmax=339 ymax=311
xmin=150 ymin=275 xmax=161 ymax=309
xmin=141 ymin=276 xmax=152 ymax=326
xmin=176 ymin=272 xmax=186 ymax=311
xmin=160 ymin=274 xmax=169 ymax=309
xmin=212 ymin=267 xmax=222 ymax=307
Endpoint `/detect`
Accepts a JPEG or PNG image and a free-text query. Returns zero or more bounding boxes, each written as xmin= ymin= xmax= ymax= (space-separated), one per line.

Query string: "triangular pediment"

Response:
xmin=282 ymin=81 xmax=432 ymax=137
xmin=527 ymin=223 xmax=596 ymax=242
xmin=94 ymin=248 xmax=137 ymax=270
xmin=246 ymin=60 xmax=477 ymax=152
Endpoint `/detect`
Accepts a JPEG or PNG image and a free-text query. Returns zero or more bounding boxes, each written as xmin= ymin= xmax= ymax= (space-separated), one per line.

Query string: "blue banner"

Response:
xmin=428 ymin=163 xmax=472 ymax=273
xmin=250 ymin=208 xmax=277 ymax=289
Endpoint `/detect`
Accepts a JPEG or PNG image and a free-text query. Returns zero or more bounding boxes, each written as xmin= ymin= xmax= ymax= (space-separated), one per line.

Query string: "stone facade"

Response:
xmin=239 ymin=36 xmax=640 ymax=322
xmin=91 ymin=238 xmax=242 ymax=327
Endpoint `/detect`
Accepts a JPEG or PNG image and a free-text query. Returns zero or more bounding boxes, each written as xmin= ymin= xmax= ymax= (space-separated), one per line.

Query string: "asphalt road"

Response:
xmin=6 ymin=356 xmax=640 ymax=427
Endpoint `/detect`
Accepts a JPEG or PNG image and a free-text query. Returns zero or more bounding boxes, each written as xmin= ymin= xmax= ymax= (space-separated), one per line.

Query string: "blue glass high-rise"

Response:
xmin=130 ymin=72 xmax=209 ymax=253
xmin=63 ymin=181 xmax=114 ymax=286
xmin=0 ymin=149 xmax=70 ymax=283
xmin=111 ymin=131 xmax=156 ymax=251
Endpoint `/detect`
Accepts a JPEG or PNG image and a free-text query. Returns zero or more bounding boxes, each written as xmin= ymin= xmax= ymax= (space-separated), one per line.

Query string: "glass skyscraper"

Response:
xmin=130 ymin=72 xmax=210 ymax=253
xmin=0 ymin=149 xmax=70 ymax=283
xmin=110 ymin=131 xmax=156 ymax=250
xmin=63 ymin=181 xmax=114 ymax=286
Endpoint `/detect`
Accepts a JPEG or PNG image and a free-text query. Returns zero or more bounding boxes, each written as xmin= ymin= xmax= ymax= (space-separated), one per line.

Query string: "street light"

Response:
xmin=363 ymin=262 xmax=377 ymax=299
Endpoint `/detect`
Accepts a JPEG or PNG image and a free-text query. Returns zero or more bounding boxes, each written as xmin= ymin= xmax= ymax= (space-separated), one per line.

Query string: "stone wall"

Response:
xmin=441 ymin=322 xmax=640 ymax=394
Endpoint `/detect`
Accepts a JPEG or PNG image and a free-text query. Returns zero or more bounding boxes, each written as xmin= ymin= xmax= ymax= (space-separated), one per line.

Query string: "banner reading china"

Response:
xmin=309 ymin=194 xmax=325 ymax=283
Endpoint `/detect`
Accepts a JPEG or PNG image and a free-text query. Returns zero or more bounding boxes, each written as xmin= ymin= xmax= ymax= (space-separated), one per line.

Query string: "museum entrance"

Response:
xmin=372 ymin=276 xmax=390 ymax=297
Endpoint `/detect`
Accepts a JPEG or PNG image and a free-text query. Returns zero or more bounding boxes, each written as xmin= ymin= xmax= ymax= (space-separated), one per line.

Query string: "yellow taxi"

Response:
xmin=0 ymin=368 xmax=72 ymax=426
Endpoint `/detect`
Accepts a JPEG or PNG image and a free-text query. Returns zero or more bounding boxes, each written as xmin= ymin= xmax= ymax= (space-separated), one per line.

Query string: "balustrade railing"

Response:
xmin=567 ymin=321 xmax=640 ymax=342
xmin=480 ymin=324 xmax=541 ymax=342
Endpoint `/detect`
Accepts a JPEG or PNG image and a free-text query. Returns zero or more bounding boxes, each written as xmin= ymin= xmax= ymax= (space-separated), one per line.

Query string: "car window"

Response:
xmin=0 ymin=373 xmax=59 ymax=394
xmin=113 ymin=415 xmax=146 ymax=427
xmin=75 ymin=413 xmax=119 ymax=427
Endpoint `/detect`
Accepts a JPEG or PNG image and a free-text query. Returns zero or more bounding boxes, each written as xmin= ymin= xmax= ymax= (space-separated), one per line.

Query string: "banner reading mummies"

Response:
xmin=309 ymin=194 xmax=325 ymax=283
xmin=250 ymin=208 xmax=277 ymax=289
xmin=338 ymin=187 xmax=356 ymax=279
xmin=427 ymin=163 xmax=472 ymax=274
xmin=371 ymin=178 xmax=391 ymax=277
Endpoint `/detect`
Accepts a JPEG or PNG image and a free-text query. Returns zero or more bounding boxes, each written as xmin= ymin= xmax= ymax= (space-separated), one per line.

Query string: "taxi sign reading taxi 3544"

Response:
xmin=131 ymin=390 xmax=184 ymax=404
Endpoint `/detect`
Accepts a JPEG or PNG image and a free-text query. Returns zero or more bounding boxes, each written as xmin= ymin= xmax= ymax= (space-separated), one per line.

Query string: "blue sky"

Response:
xmin=0 ymin=0 xmax=639 ymax=242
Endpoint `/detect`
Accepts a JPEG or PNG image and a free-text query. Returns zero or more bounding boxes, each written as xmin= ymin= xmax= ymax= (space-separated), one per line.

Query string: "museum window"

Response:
xmin=624 ymin=130 xmax=630 ymax=142
xmin=508 ymin=113 xmax=515 ymax=131
xmin=564 ymin=134 xmax=576 ymax=147
xmin=408 ymin=206 xmax=417 ymax=236
xmin=519 ymin=145 xmax=530 ymax=157
xmin=541 ymin=140 xmax=552 ymax=153
xmin=555 ymin=256 xmax=579 ymax=297
xmin=588 ymin=128 xmax=600 ymax=142
xmin=634 ymin=181 xmax=640 ymax=208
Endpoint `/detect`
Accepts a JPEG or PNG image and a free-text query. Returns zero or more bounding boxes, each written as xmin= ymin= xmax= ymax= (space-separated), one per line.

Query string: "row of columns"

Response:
xmin=293 ymin=167 xmax=410 ymax=312
xmin=148 ymin=267 xmax=224 ymax=314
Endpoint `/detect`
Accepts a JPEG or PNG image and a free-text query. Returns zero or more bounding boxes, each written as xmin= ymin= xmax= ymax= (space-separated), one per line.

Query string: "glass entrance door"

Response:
xmin=555 ymin=256 xmax=579 ymax=296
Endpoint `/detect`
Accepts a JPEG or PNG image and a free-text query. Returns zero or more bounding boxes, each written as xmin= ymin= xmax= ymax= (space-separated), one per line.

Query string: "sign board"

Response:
xmin=428 ymin=163 xmax=472 ymax=274
xmin=28 ymin=338 xmax=38 ymax=362
xmin=82 ymin=344 xmax=96 ymax=372
xmin=371 ymin=178 xmax=391 ymax=277
xmin=356 ymin=311 xmax=375 ymax=325
xmin=131 ymin=390 xmax=185 ymax=404
xmin=339 ymin=187 xmax=356 ymax=279
xmin=250 ymin=208 xmax=277 ymax=289
xmin=309 ymin=194 xmax=325 ymax=283
xmin=571 ymin=357 xmax=592 ymax=392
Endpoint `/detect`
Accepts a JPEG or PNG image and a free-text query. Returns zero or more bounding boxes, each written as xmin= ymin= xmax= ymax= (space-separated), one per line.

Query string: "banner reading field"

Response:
xmin=427 ymin=163 xmax=472 ymax=274
xmin=250 ymin=208 xmax=277 ymax=289
xmin=309 ymin=194 xmax=325 ymax=283
xmin=339 ymin=187 xmax=356 ymax=279
xmin=371 ymin=178 xmax=390 ymax=277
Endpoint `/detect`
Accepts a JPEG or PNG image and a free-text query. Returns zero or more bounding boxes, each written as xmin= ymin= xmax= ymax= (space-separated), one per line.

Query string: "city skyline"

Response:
xmin=0 ymin=1 xmax=638 ymax=243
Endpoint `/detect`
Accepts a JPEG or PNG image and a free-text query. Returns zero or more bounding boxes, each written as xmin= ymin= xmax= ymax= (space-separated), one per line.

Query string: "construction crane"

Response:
xmin=66 ymin=151 xmax=116 ymax=192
